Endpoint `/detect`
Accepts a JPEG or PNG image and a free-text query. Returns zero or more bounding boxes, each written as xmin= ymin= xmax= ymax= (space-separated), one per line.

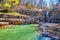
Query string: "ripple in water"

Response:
xmin=35 ymin=34 xmax=51 ymax=40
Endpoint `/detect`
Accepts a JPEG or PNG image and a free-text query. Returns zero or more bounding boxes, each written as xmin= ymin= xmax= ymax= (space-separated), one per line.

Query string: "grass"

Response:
xmin=0 ymin=24 xmax=38 ymax=40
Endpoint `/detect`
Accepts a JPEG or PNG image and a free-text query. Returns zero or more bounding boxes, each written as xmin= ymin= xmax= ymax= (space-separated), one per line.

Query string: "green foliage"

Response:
xmin=0 ymin=8 xmax=9 ymax=13
xmin=4 ymin=3 xmax=11 ymax=8
xmin=0 ymin=0 xmax=20 ymax=8
xmin=0 ymin=0 xmax=21 ymax=13
xmin=9 ymin=0 xmax=19 ymax=5
xmin=6 ymin=12 xmax=20 ymax=15
xmin=3 ymin=3 xmax=11 ymax=13
xmin=25 ymin=2 xmax=33 ymax=9
xmin=0 ymin=3 xmax=2 ymax=6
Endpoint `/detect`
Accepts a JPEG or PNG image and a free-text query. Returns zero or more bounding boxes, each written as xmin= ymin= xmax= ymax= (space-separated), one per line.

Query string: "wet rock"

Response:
xmin=39 ymin=22 xmax=60 ymax=40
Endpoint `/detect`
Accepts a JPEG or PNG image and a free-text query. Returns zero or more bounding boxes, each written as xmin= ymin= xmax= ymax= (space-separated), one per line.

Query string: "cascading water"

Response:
xmin=39 ymin=11 xmax=52 ymax=40
xmin=44 ymin=11 xmax=50 ymax=22
xmin=46 ymin=11 xmax=49 ymax=18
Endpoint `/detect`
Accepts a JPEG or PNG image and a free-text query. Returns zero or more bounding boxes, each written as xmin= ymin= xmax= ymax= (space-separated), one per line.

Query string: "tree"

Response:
xmin=0 ymin=0 xmax=3 ymax=6
xmin=0 ymin=0 xmax=21 ymax=12
xmin=0 ymin=0 xmax=10 ymax=7
xmin=2 ymin=3 xmax=11 ymax=13
xmin=0 ymin=0 xmax=2 ymax=2
xmin=4 ymin=3 xmax=11 ymax=8
xmin=25 ymin=2 xmax=33 ymax=9
xmin=9 ymin=0 xmax=19 ymax=5
xmin=39 ymin=0 xmax=44 ymax=8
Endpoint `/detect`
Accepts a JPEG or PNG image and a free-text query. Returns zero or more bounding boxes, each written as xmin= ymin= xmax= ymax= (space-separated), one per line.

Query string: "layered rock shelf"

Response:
xmin=39 ymin=22 xmax=60 ymax=40
xmin=0 ymin=22 xmax=9 ymax=28
xmin=0 ymin=13 xmax=34 ymax=27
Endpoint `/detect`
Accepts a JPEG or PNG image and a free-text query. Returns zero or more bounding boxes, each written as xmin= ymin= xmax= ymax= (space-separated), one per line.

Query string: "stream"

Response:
xmin=38 ymin=11 xmax=52 ymax=40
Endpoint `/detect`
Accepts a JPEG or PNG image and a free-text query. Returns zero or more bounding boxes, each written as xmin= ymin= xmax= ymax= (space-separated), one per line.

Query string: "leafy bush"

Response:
xmin=9 ymin=0 xmax=19 ymax=5
xmin=25 ymin=2 xmax=33 ymax=9
xmin=4 ymin=3 xmax=11 ymax=8
xmin=0 ymin=8 xmax=9 ymax=13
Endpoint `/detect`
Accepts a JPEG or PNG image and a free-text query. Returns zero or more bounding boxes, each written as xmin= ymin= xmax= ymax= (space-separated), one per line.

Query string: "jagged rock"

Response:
xmin=39 ymin=22 xmax=60 ymax=40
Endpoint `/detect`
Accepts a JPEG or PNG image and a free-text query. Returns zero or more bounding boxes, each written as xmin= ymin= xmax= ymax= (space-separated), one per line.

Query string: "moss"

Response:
xmin=5 ymin=12 xmax=20 ymax=15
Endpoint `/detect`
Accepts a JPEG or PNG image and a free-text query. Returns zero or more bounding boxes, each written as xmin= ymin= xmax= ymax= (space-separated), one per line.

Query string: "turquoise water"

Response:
xmin=41 ymin=36 xmax=51 ymax=40
xmin=35 ymin=35 xmax=51 ymax=40
xmin=0 ymin=24 xmax=52 ymax=40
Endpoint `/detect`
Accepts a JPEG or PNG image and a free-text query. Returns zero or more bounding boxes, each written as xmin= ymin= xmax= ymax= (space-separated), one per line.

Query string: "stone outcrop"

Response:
xmin=0 ymin=22 xmax=9 ymax=28
xmin=39 ymin=22 xmax=60 ymax=40
xmin=0 ymin=13 xmax=33 ymax=25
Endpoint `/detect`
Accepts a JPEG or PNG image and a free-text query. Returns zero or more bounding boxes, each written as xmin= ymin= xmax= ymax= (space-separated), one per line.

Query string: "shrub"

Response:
xmin=25 ymin=2 xmax=33 ymax=9
xmin=0 ymin=8 xmax=9 ymax=13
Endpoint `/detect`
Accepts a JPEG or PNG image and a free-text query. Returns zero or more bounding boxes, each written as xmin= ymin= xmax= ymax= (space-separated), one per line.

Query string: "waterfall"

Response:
xmin=46 ymin=11 xmax=49 ymax=18
xmin=44 ymin=11 xmax=49 ymax=22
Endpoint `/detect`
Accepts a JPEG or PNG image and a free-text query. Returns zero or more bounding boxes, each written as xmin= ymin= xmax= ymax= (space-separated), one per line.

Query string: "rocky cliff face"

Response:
xmin=0 ymin=13 xmax=34 ymax=25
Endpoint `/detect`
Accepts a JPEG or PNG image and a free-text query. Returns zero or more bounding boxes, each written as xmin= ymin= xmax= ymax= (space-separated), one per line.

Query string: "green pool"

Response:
xmin=0 ymin=24 xmax=39 ymax=40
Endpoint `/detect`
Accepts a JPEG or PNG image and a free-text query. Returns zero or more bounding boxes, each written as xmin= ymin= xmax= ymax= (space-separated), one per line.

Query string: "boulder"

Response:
xmin=39 ymin=22 xmax=60 ymax=39
xmin=0 ymin=22 xmax=9 ymax=28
